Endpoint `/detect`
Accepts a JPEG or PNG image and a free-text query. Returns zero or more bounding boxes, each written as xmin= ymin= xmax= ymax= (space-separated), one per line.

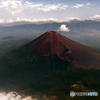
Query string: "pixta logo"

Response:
xmin=70 ymin=91 xmax=98 ymax=97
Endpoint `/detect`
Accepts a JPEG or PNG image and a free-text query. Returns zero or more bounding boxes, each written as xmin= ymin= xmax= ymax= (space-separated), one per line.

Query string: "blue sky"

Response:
xmin=0 ymin=0 xmax=100 ymax=23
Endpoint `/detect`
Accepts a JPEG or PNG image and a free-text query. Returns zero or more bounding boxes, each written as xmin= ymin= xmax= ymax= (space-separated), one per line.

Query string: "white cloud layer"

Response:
xmin=0 ymin=0 xmax=68 ymax=13
xmin=0 ymin=92 xmax=56 ymax=100
xmin=58 ymin=24 xmax=70 ymax=32
xmin=0 ymin=0 xmax=69 ymax=23
xmin=0 ymin=17 xmax=81 ymax=23
xmin=0 ymin=92 xmax=35 ymax=100
xmin=0 ymin=0 xmax=98 ymax=23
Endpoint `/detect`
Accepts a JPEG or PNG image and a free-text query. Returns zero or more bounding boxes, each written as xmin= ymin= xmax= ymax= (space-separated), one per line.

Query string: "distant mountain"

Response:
xmin=0 ymin=20 xmax=100 ymax=49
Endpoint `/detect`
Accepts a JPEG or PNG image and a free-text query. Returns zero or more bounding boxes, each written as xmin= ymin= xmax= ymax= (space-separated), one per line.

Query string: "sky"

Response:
xmin=0 ymin=0 xmax=100 ymax=23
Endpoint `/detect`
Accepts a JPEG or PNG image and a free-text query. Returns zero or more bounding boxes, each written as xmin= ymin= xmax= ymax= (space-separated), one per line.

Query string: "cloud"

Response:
xmin=89 ymin=15 xmax=100 ymax=19
xmin=0 ymin=92 xmax=36 ymax=100
xmin=37 ymin=4 xmax=68 ymax=12
xmin=0 ymin=0 xmax=22 ymax=8
xmin=72 ymin=3 xmax=91 ymax=8
xmin=0 ymin=0 xmax=68 ymax=13
xmin=0 ymin=92 xmax=56 ymax=100
xmin=86 ymin=3 xmax=92 ymax=6
xmin=58 ymin=24 xmax=70 ymax=32
xmin=73 ymin=4 xmax=84 ymax=8
xmin=24 ymin=1 xmax=68 ymax=12
xmin=0 ymin=0 xmax=69 ymax=22
xmin=0 ymin=17 xmax=81 ymax=23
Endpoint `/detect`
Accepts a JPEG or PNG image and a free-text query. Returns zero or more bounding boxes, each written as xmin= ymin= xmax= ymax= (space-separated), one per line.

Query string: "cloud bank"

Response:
xmin=0 ymin=15 xmax=100 ymax=24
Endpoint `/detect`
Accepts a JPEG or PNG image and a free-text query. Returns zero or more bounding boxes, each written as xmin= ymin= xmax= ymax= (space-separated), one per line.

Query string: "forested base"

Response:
xmin=0 ymin=51 xmax=100 ymax=100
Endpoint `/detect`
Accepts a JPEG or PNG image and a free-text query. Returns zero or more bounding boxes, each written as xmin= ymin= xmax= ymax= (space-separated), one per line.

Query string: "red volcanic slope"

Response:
xmin=27 ymin=31 xmax=100 ymax=68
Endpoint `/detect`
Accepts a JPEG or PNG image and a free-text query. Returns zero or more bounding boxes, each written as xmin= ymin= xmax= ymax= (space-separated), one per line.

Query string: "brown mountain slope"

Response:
xmin=26 ymin=31 xmax=100 ymax=69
